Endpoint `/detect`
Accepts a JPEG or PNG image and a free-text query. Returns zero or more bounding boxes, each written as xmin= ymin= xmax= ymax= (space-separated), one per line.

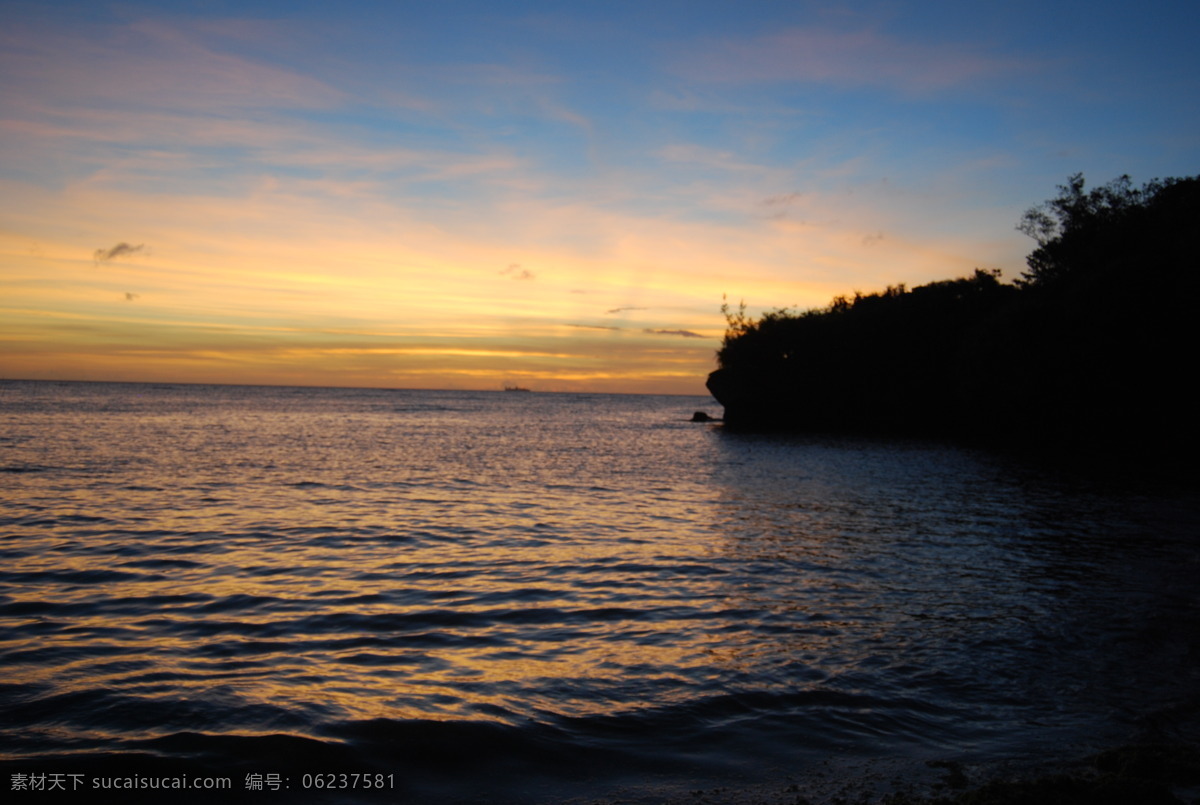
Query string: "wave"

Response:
xmin=2 ymin=383 xmax=1195 ymax=804
xmin=0 ymin=684 xmax=985 ymax=803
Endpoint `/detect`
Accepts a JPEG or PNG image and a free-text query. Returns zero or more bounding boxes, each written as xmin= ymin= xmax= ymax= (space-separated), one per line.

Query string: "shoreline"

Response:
xmin=4 ymin=725 xmax=1198 ymax=804
xmin=569 ymin=740 xmax=1200 ymax=805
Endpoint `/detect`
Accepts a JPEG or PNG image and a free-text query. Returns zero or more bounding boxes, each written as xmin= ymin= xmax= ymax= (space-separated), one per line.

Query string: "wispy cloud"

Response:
xmin=643 ymin=328 xmax=706 ymax=339
xmin=499 ymin=263 xmax=535 ymax=280
xmin=671 ymin=27 xmax=1026 ymax=93
xmin=93 ymin=242 xmax=144 ymax=263
xmin=0 ymin=28 xmax=341 ymax=162
xmin=657 ymin=143 xmax=767 ymax=174
xmin=8 ymin=2 xmax=1179 ymax=395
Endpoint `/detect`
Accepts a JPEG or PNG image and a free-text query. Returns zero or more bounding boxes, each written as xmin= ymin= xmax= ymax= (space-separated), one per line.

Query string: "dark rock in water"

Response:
xmin=690 ymin=411 xmax=714 ymax=422
xmin=705 ymin=367 xmax=794 ymax=429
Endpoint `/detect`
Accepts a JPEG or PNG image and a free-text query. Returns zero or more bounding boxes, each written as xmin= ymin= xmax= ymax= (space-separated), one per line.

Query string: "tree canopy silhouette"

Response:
xmin=708 ymin=173 xmax=1199 ymax=457
xmin=1017 ymin=173 xmax=1200 ymax=291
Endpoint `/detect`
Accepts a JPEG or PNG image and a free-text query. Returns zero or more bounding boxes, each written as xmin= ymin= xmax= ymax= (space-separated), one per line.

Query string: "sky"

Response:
xmin=2 ymin=0 xmax=1197 ymax=394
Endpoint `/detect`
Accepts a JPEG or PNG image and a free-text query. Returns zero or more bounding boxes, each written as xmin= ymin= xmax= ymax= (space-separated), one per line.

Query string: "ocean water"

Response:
xmin=1 ymin=380 xmax=1197 ymax=803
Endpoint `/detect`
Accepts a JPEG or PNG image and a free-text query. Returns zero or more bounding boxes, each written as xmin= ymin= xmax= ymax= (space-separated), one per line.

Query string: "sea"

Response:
xmin=1 ymin=380 xmax=1197 ymax=803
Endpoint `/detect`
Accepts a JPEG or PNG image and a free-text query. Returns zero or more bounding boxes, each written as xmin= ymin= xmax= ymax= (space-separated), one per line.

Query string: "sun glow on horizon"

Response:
xmin=2 ymin=2 xmax=1196 ymax=393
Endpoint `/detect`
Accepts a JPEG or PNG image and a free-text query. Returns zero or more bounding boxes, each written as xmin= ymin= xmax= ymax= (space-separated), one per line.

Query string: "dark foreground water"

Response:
xmin=1 ymin=381 xmax=1197 ymax=803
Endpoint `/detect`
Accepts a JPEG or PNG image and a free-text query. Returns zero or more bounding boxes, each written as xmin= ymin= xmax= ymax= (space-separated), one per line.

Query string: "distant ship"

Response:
xmin=503 ymin=384 xmax=532 ymax=392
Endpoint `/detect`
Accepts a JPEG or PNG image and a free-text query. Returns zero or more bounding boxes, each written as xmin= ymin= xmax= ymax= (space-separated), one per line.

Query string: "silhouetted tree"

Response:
xmin=709 ymin=173 xmax=1198 ymax=458
xmin=1017 ymin=172 xmax=1200 ymax=291
xmin=1005 ymin=172 xmax=1200 ymax=450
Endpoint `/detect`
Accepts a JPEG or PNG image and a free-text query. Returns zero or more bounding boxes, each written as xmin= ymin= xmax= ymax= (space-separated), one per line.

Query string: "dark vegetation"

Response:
xmin=707 ymin=174 xmax=1199 ymax=456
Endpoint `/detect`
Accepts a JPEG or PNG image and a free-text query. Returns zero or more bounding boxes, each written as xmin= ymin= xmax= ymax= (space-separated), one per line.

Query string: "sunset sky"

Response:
xmin=2 ymin=0 xmax=1197 ymax=394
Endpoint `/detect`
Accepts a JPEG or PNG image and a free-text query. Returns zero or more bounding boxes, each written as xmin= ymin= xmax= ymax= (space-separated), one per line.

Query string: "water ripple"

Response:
xmin=1 ymin=381 xmax=1196 ymax=803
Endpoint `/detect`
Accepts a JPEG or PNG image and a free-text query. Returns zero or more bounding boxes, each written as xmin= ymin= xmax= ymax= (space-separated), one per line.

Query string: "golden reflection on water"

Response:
xmin=5 ymin=509 xmax=765 ymax=724
xmin=1 ymin=453 xmax=887 ymax=730
xmin=9 ymin=383 xmax=1188 ymax=774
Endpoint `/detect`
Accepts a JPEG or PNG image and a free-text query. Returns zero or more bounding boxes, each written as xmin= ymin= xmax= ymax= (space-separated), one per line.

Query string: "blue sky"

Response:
xmin=2 ymin=0 xmax=1197 ymax=392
